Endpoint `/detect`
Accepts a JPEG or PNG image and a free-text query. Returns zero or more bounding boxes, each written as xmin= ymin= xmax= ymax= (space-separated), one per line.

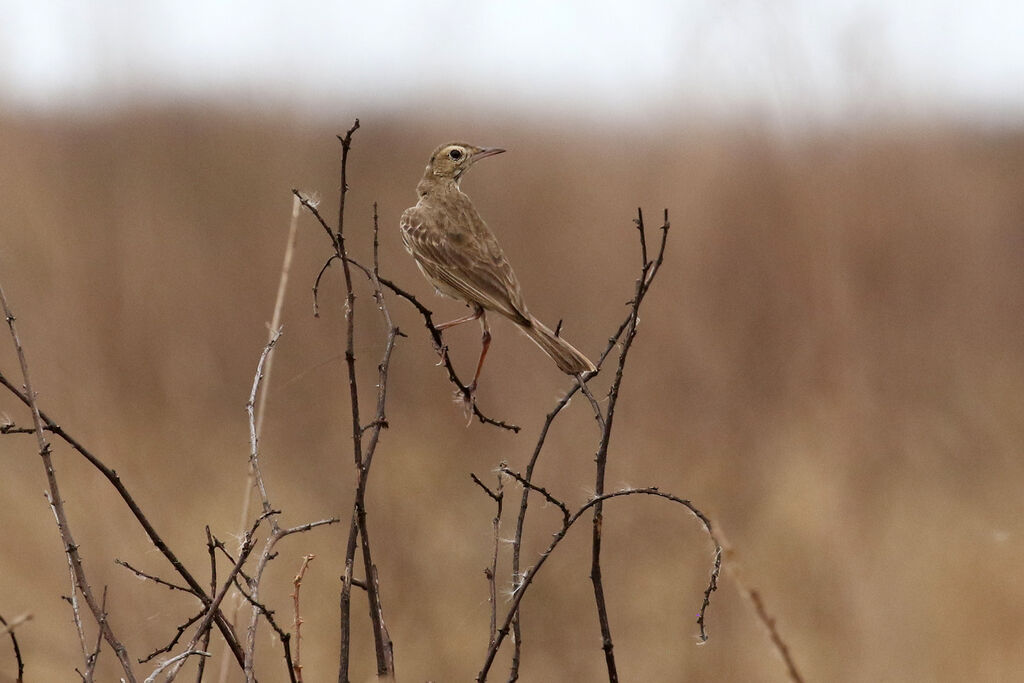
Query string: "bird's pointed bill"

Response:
xmin=473 ymin=147 xmax=506 ymax=161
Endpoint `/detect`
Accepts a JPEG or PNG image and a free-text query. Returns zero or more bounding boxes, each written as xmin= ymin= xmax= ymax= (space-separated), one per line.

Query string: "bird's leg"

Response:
xmin=469 ymin=310 xmax=492 ymax=393
xmin=434 ymin=305 xmax=484 ymax=331
xmin=433 ymin=305 xmax=484 ymax=366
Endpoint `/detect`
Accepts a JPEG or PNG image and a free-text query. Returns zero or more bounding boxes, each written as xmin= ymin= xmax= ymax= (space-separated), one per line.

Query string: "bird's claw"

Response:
xmin=453 ymin=383 xmax=477 ymax=425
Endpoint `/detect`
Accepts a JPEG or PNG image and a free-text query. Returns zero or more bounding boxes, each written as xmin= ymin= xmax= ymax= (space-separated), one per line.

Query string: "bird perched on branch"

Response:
xmin=401 ymin=142 xmax=596 ymax=391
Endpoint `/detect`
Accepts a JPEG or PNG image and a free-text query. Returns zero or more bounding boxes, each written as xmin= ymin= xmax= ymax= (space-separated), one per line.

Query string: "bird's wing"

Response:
xmin=401 ymin=204 xmax=530 ymax=325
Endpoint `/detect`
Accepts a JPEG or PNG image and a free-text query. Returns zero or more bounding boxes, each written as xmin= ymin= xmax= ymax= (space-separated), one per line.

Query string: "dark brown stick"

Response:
xmin=0 ymin=612 xmax=28 ymax=682
xmin=375 ymin=274 xmax=521 ymax=433
xmin=330 ymin=120 xmax=364 ymax=682
xmin=195 ymin=528 xmax=216 ymax=683
xmin=505 ymin=211 xmax=668 ymax=680
xmin=586 ymin=208 xmax=670 ymax=681
xmin=301 ymin=121 xmax=395 ymax=683
xmin=355 ymin=205 xmax=397 ymax=679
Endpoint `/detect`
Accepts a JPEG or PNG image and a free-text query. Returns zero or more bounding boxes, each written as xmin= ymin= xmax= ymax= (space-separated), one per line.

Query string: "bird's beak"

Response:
xmin=472 ymin=147 xmax=506 ymax=162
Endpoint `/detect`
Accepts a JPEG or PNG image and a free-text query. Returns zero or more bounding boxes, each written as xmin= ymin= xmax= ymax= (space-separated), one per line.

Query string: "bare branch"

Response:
xmin=479 ymin=487 xmax=722 ymax=681
xmin=0 ymin=370 xmax=246 ymax=668
xmin=505 ymin=210 xmax=670 ymax=679
xmin=0 ymin=612 xmax=29 ymax=682
xmin=0 ymin=282 xmax=137 ymax=681
xmin=498 ymin=466 xmax=569 ymax=528
xmin=292 ymin=191 xmax=337 ymax=249
xmin=56 ymin=521 xmax=89 ymax=676
xmin=470 ymin=473 xmax=501 ymax=503
xmin=138 ymin=611 xmax=205 ymax=664
xmin=471 ymin=471 xmax=505 ymax=651
xmin=297 ymin=122 xmax=397 ymax=683
xmin=163 ymin=513 xmax=271 ymax=681
xmin=242 ymin=517 xmax=340 ymax=681
xmin=245 ymin=329 xmax=284 ymax=529
xmin=240 ymin=329 xmax=340 ymax=680
xmin=197 ymin=527 xmax=216 ymax=683
xmin=581 ymin=208 xmax=671 ymax=681
xmin=145 ymin=650 xmax=211 ymax=683
xmin=374 ymin=274 xmax=520 ymax=432
xmin=291 ymin=555 xmax=316 ymax=683
xmin=115 ymin=559 xmax=193 ymax=595
xmin=717 ymin=539 xmax=805 ymax=682
xmin=312 ymin=255 xmax=339 ymax=318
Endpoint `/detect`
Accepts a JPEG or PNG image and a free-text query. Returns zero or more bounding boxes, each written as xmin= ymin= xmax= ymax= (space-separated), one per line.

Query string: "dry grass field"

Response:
xmin=1 ymin=107 xmax=1022 ymax=681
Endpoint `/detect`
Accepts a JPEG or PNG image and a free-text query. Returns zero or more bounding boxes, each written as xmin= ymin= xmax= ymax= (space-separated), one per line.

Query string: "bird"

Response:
xmin=400 ymin=142 xmax=596 ymax=391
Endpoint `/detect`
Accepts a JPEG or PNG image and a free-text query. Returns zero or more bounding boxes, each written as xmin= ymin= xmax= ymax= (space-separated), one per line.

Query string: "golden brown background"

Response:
xmin=1 ymin=108 xmax=1023 ymax=681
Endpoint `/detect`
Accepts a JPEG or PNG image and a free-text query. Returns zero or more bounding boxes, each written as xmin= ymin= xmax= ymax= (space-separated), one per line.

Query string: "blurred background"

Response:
xmin=1 ymin=1 xmax=1023 ymax=681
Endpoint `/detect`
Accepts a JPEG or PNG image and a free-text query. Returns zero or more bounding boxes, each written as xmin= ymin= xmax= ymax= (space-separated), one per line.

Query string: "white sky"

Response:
xmin=1 ymin=0 xmax=1022 ymax=124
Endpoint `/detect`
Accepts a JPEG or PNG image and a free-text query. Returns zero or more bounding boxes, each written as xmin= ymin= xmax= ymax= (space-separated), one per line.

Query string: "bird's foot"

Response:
xmin=434 ymin=343 xmax=450 ymax=366
xmin=453 ymin=382 xmax=477 ymax=425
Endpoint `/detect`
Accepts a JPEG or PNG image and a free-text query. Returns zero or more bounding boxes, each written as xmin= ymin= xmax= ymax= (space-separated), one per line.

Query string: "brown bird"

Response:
xmin=400 ymin=142 xmax=596 ymax=390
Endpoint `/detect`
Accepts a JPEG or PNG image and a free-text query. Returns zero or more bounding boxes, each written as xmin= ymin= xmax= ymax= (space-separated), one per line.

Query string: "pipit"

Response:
xmin=401 ymin=142 xmax=596 ymax=390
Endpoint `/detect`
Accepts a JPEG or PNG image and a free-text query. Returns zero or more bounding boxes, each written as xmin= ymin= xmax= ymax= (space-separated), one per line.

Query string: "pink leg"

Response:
xmin=436 ymin=304 xmax=484 ymax=331
xmin=469 ymin=312 xmax=491 ymax=391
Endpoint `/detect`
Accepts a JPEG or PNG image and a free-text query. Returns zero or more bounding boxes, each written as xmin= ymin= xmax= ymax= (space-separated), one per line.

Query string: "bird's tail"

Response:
xmin=521 ymin=318 xmax=596 ymax=376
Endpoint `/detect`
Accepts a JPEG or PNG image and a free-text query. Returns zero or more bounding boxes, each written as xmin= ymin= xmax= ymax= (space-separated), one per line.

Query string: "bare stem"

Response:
xmin=478 ymin=487 xmax=722 ymax=682
xmin=471 ymin=471 xmax=505 ymax=651
xmin=0 ymin=370 xmax=246 ymax=668
xmin=244 ymin=519 xmax=339 ymax=682
xmin=163 ymin=513 xmax=271 ymax=681
xmin=0 ymin=282 xmax=137 ymax=682
xmin=241 ymin=326 xmax=340 ymax=681
xmin=246 ymin=329 xmax=284 ymax=528
xmin=585 ymin=208 xmax=670 ymax=681
xmin=505 ymin=210 xmax=670 ymax=680
xmin=298 ymin=121 xmax=396 ymax=683
xmin=145 ymin=651 xmax=211 ymax=683
xmin=0 ymin=611 xmax=29 ymax=682
xmin=291 ymin=555 xmax=316 ymax=683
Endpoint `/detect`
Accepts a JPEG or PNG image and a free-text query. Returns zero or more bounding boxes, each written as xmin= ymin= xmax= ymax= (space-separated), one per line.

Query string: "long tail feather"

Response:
xmin=520 ymin=318 xmax=596 ymax=375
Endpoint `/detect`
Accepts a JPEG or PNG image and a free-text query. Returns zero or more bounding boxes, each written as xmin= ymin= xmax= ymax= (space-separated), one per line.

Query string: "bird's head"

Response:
xmin=426 ymin=142 xmax=506 ymax=184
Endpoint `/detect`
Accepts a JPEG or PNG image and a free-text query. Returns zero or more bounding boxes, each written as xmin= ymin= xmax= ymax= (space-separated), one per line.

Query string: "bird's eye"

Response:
xmin=448 ymin=149 xmax=463 ymax=161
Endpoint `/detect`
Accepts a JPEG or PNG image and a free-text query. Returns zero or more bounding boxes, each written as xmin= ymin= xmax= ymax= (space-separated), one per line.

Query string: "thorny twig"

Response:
xmin=504 ymin=210 xmax=669 ymax=680
xmin=494 ymin=209 xmax=799 ymax=682
xmin=0 ymin=612 xmax=29 ymax=682
xmin=376 ymin=273 xmax=521 ymax=432
xmin=243 ymin=518 xmax=339 ymax=682
xmin=115 ymin=559 xmax=192 ymax=595
xmin=197 ymin=527 xmax=216 ymax=683
xmin=138 ymin=611 xmax=205 ymax=665
xmin=0 ymin=282 xmax=137 ymax=681
xmin=162 ymin=512 xmax=271 ymax=681
xmin=584 ymin=208 xmax=671 ymax=681
xmin=498 ymin=466 xmax=570 ymax=528
xmin=471 ymin=471 xmax=504 ymax=650
xmin=242 ymin=329 xmax=339 ymax=682
xmin=145 ymin=650 xmax=210 ymax=683
xmin=0 ymin=370 xmax=246 ymax=668
xmin=296 ymin=121 xmax=395 ymax=682
xmin=293 ymin=187 xmax=519 ymax=434
xmin=245 ymin=328 xmax=284 ymax=529
xmin=478 ymin=487 xmax=723 ymax=682
xmin=291 ymin=554 xmax=316 ymax=683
